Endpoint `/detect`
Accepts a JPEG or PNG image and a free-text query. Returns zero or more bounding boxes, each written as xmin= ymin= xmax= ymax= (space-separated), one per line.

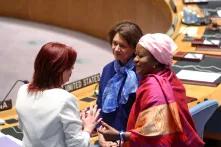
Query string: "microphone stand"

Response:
xmin=0 ymin=80 xmax=28 ymax=124
xmin=0 ymin=80 xmax=28 ymax=110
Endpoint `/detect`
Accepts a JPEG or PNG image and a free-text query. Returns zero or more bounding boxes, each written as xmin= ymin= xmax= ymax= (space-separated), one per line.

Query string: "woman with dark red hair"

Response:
xmin=16 ymin=42 xmax=101 ymax=147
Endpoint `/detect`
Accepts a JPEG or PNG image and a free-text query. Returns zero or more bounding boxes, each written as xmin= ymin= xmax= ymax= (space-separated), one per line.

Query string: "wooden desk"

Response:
xmin=170 ymin=1 xmax=221 ymax=107
xmin=0 ymin=0 xmax=172 ymax=40
xmin=172 ymin=0 xmax=221 ymax=141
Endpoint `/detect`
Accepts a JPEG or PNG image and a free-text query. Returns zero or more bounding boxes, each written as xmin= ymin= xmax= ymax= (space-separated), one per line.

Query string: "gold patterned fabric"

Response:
xmin=134 ymin=102 xmax=183 ymax=136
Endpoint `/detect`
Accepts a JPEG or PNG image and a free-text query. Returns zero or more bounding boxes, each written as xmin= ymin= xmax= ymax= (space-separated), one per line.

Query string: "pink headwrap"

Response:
xmin=138 ymin=33 xmax=177 ymax=66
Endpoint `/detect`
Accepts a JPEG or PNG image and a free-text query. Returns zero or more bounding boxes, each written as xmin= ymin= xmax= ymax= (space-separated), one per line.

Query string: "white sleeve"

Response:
xmin=59 ymin=96 xmax=90 ymax=147
xmin=17 ymin=117 xmax=23 ymax=130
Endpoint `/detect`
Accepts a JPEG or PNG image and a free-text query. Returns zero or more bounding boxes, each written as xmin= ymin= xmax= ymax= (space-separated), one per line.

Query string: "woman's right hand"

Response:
xmin=81 ymin=105 xmax=102 ymax=134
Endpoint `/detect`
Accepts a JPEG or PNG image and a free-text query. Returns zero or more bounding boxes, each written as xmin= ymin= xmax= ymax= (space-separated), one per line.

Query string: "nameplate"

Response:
xmin=0 ymin=99 xmax=12 ymax=111
xmin=183 ymin=0 xmax=208 ymax=4
xmin=63 ymin=73 xmax=100 ymax=92
xmin=173 ymin=51 xmax=204 ymax=62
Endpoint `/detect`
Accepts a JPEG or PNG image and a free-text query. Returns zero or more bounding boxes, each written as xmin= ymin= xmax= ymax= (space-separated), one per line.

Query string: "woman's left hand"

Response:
xmin=98 ymin=131 xmax=119 ymax=147
xmin=98 ymin=121 xmax=120 ymax=141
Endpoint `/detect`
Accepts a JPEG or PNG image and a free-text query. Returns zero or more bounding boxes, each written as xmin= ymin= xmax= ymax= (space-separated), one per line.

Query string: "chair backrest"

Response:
xmin=189 ymin=99 xmax=218 ymax=139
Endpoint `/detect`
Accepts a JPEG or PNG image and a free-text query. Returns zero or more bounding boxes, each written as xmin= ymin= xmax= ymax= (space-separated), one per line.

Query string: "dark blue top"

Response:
xmin=97 ymin=61 xmax=136 ymax=131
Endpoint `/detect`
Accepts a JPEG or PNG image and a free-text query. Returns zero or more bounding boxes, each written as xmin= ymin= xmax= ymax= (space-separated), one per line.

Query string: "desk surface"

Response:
xmin=171 ymin=0 xmax=221 ymax=107
xmin=172 ymin=1 xmax=221 ymax=141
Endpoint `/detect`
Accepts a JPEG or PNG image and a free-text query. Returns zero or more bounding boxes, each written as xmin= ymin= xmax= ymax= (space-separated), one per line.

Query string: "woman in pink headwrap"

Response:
xmin=98 ymin=33 xmax=204 ymax=147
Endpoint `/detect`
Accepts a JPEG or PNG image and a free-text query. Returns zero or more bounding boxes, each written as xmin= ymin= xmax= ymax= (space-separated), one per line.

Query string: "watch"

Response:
xmin=119 ymin=131 xmax=125 ymax=142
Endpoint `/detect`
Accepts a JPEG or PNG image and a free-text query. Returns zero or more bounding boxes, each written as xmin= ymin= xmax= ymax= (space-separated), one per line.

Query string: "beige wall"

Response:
xmin=0 ymin=0 xmax=173 ymax=40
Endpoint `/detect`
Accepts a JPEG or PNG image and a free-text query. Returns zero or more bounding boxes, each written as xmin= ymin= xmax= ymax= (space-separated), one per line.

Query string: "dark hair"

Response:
xmin=28 ymin=42 xmax=77 ymax=92
xmin=108 ymin=21 xmax=143 ymax=49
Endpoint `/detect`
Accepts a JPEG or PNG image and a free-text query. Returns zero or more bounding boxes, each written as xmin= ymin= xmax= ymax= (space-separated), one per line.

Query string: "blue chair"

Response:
xmin=190 ymin=100 xmax=218 ymax=139
xmin=204 ymin=106 xmax=221 ymax=141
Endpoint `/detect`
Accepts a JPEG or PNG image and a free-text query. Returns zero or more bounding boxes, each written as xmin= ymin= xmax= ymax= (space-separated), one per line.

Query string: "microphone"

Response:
xmin=0 ymin=80 xmax=29 ymax=111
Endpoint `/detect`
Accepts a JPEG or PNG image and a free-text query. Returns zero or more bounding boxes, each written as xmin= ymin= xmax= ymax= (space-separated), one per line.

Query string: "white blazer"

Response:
xmin=16 ymin=84 xmax=90 ymax=147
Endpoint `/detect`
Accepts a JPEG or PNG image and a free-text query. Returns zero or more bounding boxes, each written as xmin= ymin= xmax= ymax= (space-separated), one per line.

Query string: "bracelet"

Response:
xmin=119 ymin=131 xmax=125 ymax=142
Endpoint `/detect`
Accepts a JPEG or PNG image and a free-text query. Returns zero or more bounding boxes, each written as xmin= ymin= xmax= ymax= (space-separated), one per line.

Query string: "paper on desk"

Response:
xmin=184 ymin=53 xmax=204 ymax=60
xmin=203 ymin=39 xmax=220 ymax=45
xmin=176 ymin=70 xmax=221 ymax=83
xmin=0 ymin=135 xmax=21 ymax=147
xmin=217 ymin=10 xmax=221 ymax=17
xmin=6 ymin=135 xmax=22 ymax=146
xmin=0 ymin=132 xmax=5 ymax=137
xmin=179 ymin=26 xmax=198 ymax=37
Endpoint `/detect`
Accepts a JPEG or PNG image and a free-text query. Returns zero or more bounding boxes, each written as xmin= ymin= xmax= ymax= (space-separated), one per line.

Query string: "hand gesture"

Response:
xmin=98 ymin=131 xmax=119 ymax=147
xmin=98 ymin=121 xmax=119 ymax=141
xmin=81 ymin=104 xmax=102 ymax=134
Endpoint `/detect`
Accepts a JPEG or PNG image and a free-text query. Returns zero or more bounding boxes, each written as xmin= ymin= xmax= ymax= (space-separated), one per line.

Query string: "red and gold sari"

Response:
xmin=125 ymin=68 xmax=204 ymax=147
